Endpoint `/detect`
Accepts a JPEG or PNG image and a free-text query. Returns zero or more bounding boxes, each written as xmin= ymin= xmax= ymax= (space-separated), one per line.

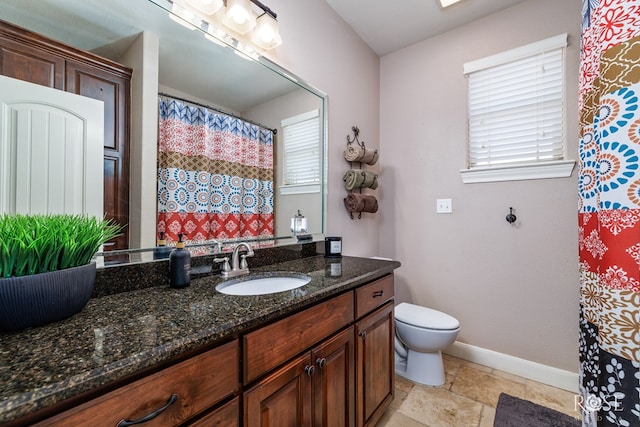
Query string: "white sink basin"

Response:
xmin=215 ymin=273 xmax=311 ymax=296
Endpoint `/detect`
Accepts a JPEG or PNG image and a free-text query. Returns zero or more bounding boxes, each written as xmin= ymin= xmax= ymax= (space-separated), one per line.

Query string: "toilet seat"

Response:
xmin=395 ymin=302 xmax=459 ymax=330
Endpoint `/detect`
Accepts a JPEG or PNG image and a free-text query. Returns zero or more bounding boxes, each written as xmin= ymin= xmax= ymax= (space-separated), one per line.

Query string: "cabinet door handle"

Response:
xmin=117 ymin=393 xmax=178 ymax=426
xmin=305 ymin=365 xmax=315 ymax=376
xmin=359 ymin=331 xmax=366 ymax=338
xmin=316 ymin=357 xmax=327 ymax=369
xmin=372 ymin=290 xmax=384 ymax=298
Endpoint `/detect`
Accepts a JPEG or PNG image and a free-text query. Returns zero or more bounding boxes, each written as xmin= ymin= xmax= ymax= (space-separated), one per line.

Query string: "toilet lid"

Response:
xmin=395 ymin=302 xmax=460 ymax=330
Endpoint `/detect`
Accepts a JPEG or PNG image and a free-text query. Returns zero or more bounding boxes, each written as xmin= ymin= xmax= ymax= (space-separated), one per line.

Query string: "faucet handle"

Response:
xmin=214 ymin=257 xmax=231 ymax=273
xmin=240 ymin=254 xmax=249 ymax=269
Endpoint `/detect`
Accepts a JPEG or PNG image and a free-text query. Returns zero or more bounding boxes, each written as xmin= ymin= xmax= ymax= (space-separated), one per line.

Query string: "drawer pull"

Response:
xmin=305 ymin=365 xmax=315 ymax=376
xmin=316 ymin=357 xmax=327 ymax=369
xmin=372 ymin=290 xmax=384 ymax=298
xmin=117 ymin=393 xmax=178 ymax=426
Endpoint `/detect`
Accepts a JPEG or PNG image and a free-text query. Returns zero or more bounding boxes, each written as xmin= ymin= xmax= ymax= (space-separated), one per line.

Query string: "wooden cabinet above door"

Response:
xmin=0 ymin=19 xmax=132 ymax=250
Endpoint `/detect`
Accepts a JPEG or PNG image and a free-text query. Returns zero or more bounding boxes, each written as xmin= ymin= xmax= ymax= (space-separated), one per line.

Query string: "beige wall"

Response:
xmin=379 ymin=0 xmax=581 ymax=372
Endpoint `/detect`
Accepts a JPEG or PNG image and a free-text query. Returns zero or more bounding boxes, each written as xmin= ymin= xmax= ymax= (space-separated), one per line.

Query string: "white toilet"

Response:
xmin=394 ymin=302 xmax=460 ymax=386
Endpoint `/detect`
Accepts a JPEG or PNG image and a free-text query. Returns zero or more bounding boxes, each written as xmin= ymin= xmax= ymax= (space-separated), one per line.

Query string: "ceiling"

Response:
xmin=0 ymin=0 xmax=530 ymax=110
xmin=325 ymin=0 xmax=528 ymax=56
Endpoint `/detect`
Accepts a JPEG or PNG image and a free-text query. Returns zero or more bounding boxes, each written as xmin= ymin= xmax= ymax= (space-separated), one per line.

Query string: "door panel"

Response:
xmin=244 ymin=354 xmax=312 ymax=427
xmin=356 ymin=302 xmax=394 ymax=427
xmin=0 ymin=36 xmax=64 ymax=89
xmin=313 ymin=328 xmax=355 ymax=427
xmin=0 ymin=75 xmax=103 ymax=217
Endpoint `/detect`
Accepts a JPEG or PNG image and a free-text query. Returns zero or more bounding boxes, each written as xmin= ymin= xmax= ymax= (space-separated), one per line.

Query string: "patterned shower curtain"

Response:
xmin=157 ymin=97 xmax=274 ymax=244
xmin=578 ymin=1 xmax=640 ymax=426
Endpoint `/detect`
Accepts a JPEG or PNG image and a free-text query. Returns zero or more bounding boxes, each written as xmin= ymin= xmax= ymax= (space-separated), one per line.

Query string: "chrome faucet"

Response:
xmin=215 ymin=242 xmax=255 ymax=279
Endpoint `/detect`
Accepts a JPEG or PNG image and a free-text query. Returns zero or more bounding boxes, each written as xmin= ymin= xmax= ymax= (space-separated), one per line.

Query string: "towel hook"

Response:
xmin=506 ymin=207 xmax=517 ymax=224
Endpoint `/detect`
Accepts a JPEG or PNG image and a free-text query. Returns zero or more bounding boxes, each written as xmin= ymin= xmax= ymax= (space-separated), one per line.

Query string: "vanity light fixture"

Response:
xmin=439 ymin=0 xmax=463 ymax=7
xmin=223 ymin=0 xmax=257 ymax=34
xmin=252 ymin=10 xmax=282 ymax=50
xmin=171 ymin=0 xmax=283 ymax=50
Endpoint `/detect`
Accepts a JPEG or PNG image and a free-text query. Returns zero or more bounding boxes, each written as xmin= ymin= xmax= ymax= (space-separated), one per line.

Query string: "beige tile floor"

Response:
xmin=377 ymin=354 xmax=582 ymax=427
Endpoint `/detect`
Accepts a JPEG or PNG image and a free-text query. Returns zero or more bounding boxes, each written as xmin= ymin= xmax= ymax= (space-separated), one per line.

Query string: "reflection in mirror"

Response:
xmin=0 ymin=0 xmax=326 ymax=264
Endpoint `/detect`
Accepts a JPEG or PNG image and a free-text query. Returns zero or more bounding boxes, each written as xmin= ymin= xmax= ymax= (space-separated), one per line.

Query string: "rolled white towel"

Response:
xmin=360 ymin=149 xmax=379 ymax=165
xmin=344 ymin=144 xmax=364 ymax=162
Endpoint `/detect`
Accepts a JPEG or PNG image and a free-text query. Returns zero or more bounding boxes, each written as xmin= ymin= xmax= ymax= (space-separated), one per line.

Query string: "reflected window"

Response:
xmin=280 ymin=109 xmax=320 ymax=194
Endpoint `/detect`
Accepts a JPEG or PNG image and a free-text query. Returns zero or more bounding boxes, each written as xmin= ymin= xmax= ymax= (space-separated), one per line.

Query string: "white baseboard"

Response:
xmin=444 ymin=341 xmax=579 ymax=393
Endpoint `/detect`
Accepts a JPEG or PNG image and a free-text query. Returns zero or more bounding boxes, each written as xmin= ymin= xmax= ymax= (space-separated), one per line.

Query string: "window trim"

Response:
xmin=461 ymin=33 xmax=575 ymax=183
xmin=460 ymin=160 xmax=575 ymax=184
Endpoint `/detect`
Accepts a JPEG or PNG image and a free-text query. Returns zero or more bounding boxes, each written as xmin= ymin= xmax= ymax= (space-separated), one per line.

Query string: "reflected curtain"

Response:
xmin=157 ymin=97 xmax=274 ymax=244
xmin=578 ymin=1 xmax=640 ymax=426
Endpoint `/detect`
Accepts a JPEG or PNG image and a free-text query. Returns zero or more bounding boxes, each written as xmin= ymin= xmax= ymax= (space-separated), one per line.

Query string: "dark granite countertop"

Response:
xmin=0 ymin=255 xmax=400 ymax=424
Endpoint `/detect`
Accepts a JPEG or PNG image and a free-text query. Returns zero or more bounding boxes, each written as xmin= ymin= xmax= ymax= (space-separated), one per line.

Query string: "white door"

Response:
xmin=0 ymin=75 xmax=104 ymax=218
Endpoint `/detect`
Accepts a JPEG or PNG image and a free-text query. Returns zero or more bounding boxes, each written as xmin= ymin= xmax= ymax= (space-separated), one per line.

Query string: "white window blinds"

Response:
xmin=281 ymin=109 xmax=320 ymax=186
xmin=464 ymin=34 xmax=567 ymax=168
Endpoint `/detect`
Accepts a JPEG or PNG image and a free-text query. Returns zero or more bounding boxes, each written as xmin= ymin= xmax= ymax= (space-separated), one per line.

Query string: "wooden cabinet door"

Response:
xmin=66 ymin=59 xmax=130 ymax=250
xmin=0 ymin=29 xmax=65 ymax=89
xmin=244 ymin=353 xmax=313 ymax=427
xmin=312 ymin=327 xmax=355 ymax=427
xmin=355 ymin=302 xmax=394 ymax=427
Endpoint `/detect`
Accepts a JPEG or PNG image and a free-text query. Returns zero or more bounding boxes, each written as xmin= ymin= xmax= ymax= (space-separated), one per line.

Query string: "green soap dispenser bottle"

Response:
xmin=169 ymin=233 xmax=191 ymax=288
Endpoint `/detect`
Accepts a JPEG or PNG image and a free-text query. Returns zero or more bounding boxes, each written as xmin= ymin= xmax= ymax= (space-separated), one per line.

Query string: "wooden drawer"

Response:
xmin=243 ymin=292 xmax=354 ymax=384
xmin=188 ymin=397 xmax=239 ymax=427
xmin=355 ymin=275 xmax=394 ymax=319
xmin=37 ymin=340 xmax=240 ymax=427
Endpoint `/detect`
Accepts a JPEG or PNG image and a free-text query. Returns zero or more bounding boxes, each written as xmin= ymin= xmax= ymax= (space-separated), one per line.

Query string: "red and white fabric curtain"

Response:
xmin=157 ymin=97 xmax=274 ymax=244
xmin=578 ymin=1 xmax=640 ymax=425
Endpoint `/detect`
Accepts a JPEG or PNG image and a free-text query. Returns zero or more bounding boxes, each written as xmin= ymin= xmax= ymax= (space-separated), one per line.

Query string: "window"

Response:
xmin=280 ymin=109 xmax=320 ymax=194
xmin=460 ymin=34 xmax=574 ymax=183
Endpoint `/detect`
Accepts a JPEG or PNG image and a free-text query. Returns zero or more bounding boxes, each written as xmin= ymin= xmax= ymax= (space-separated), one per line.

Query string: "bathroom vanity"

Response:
xmin=0 ymin=254 xmax=400 ymax=427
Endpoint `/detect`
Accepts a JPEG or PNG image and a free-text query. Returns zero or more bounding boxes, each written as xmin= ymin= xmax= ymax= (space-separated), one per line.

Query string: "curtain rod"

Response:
xmin=158 ymin=92 xmax=277 ymax=135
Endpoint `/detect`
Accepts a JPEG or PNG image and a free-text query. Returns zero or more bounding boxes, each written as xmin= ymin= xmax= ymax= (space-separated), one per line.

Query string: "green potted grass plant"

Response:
xmin=0 ymin=214 xmax=122 ymax=331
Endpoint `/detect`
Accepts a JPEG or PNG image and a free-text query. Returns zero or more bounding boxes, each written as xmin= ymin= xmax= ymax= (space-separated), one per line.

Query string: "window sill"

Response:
xmin=459 ymin=160 xmax=575 ymax=184
xmin=279 ymin=184 xmax=320 ymax=195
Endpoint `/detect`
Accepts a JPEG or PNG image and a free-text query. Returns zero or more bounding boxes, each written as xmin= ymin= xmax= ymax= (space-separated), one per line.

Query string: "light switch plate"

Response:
xmin=436 ymin=198 xmax=452 ymax=214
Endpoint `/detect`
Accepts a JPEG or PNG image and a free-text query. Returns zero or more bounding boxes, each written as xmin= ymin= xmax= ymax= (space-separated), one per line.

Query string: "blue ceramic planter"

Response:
xmin=0 ymin=263 xmax=96 ymax=331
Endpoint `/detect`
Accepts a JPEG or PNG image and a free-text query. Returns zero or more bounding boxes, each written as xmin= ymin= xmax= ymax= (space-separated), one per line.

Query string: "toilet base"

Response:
xmin=395 ymin=349 xmax=445 ymax=386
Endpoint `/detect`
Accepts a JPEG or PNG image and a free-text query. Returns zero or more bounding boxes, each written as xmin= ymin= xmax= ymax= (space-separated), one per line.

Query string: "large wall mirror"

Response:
xmin=0 ymin=0 xmax=327 ymax=263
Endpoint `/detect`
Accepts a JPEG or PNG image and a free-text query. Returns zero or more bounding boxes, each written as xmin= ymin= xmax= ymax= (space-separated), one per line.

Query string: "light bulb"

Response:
xmin=228 ymin=4 xmax=251 ymax=25
xmin=252 ymin=13 xmax=282 ymax=50
xmin=223 ymin=0 xmax=256 ymax=34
